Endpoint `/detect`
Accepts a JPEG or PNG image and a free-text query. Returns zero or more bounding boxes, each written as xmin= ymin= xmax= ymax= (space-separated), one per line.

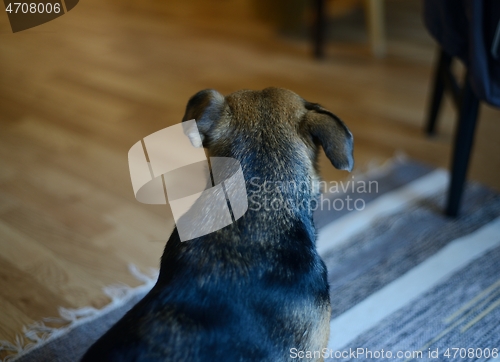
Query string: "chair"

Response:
xmin=313 ymin=0 xmax=386 ymax=58
xmin=424 ymin=0 xmax=500 ymax=217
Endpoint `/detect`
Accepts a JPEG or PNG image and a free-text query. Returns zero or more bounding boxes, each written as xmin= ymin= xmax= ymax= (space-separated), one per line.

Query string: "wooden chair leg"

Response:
xmin=445 ymin=74 xmax=480 ymax=217
xmin=425 ymin=49 xmax=453 ymax=136
xmin=365 ymin=0 xmax=386 ymax=57
xmin=313 ymin=0 xmax=326 ymax=59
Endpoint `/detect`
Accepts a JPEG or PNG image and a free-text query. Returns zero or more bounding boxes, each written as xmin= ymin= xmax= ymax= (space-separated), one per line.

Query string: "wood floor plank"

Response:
xmin=0 ymin=178 xmax=113 ymax=239
xmin=0 ymin=207 xmax=137 ymax=288
xmin=0 ymin=221 xmax=113 ymax=308
xmin=0 ymin=256 xmax=71 ymax=322
xmin=0 ymin=299 xmax=34 ymax=346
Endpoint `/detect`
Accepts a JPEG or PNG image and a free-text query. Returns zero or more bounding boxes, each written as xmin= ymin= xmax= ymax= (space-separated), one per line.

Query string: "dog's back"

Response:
xmin=82 ymin=88 xmax=353 ymax=362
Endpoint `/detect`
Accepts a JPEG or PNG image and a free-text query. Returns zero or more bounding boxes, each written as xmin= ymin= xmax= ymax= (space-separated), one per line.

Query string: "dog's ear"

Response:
xmin=302 ymin=102 xmax=354 ymax=171
xmin=182 ymin=89 xmax=225 ymax=147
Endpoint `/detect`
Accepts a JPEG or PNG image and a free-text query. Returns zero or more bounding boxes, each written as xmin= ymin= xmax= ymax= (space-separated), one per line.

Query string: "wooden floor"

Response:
xmin=0 ymin=0 xmax=499 ymax=355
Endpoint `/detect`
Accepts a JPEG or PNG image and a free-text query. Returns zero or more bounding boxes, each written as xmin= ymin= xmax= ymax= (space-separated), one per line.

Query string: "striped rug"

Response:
xmin=315 ymin=160 xmax=500 ymax=361
xmin=2 ymin=159 xmax=500 ymax=361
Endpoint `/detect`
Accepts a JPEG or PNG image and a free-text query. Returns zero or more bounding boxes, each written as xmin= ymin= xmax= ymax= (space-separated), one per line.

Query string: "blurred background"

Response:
xmin=0 ymin=0 xmax=499 ymax=355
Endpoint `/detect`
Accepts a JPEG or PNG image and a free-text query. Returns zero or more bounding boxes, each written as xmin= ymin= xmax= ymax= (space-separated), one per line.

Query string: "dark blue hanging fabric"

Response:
xmin=423 ymin=0 xmax=500 ymax=108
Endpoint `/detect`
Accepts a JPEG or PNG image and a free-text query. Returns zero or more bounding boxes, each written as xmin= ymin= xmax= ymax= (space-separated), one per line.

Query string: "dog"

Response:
xmin=81 ymin=87 xmax=353 ymax=362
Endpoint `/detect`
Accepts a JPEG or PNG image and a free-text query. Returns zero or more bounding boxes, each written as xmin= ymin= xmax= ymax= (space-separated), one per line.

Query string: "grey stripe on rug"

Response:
xmin=2 ymin=159 xmax=499 ymax=362
xmin=323 ymin=183 xmax=500 ymax=319
xmin=327 ymin=232 xmax=500 ymax=361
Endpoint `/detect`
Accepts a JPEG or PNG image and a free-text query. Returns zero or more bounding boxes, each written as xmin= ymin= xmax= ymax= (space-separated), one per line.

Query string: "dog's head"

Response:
xmin=182 ymin=87 xmax=353 ymax=194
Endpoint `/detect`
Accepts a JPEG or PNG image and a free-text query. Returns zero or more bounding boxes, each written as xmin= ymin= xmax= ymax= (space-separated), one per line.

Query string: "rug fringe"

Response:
xmin=351 ymin=150 xmax=409 ymax=181
xmin=0 ymin=264 xmax=158 ymax=362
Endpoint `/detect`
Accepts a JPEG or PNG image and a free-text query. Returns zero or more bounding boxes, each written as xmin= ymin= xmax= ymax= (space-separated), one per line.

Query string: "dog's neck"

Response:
xmin=237 ymin=164 xmax=317 ymax=244
xmin=206 ymin=141 xmax=319 ymax=244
